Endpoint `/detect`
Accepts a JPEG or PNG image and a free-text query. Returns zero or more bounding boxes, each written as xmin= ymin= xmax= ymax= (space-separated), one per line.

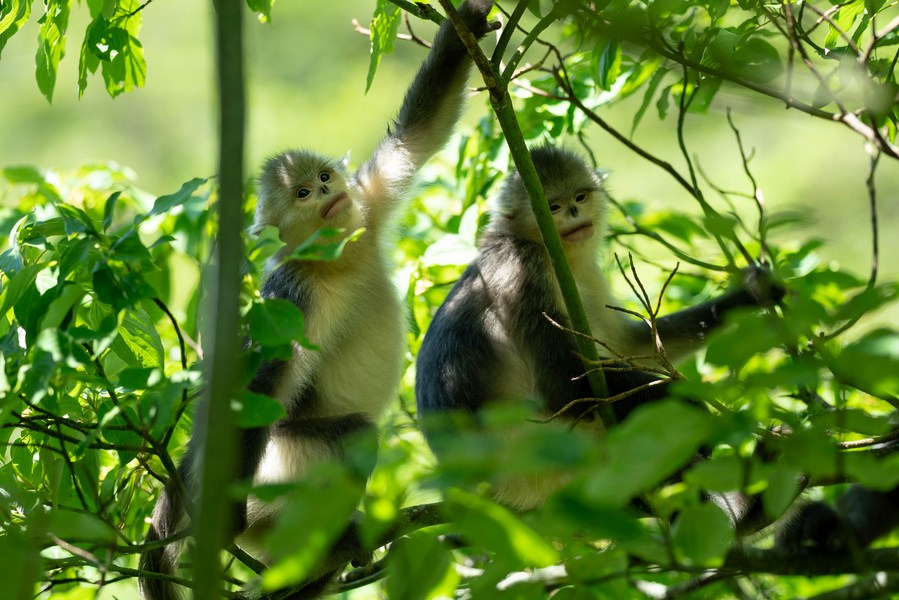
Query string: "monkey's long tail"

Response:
xmin=139 ymin=482 xmax=186 ymax=600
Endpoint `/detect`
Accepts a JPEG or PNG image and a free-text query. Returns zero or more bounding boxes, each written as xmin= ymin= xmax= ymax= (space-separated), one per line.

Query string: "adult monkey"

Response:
xmin=418 ymin=146 xmax=899 ymax=557
xmin=416 ymin=145 xmax=783 ymax=513
xmin=139 ymin=3 xmax=499 ymax=599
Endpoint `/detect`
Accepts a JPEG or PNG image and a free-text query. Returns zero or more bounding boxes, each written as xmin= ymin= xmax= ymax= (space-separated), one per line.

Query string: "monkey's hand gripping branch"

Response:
xmin=436 ymin=0 xmax=614 ymax=427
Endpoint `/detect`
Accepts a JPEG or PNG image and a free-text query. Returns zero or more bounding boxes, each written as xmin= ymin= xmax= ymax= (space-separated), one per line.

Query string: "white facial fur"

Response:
xmin=489 ymin=146 xmax=607 ymax=253
xmin=254 ymin=149 xmax=362 ymax=250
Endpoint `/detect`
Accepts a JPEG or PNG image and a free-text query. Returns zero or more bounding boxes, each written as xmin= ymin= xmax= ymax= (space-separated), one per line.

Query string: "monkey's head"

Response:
xmin=253 ymin=149 xmax=361 ymax=250
xmin=490 ymin=146 xmax=607 ymax=251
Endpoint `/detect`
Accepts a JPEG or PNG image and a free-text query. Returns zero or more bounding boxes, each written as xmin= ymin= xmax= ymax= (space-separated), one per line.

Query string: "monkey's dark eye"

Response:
xmin=319 ymin=172 xmax=330 ymax=183
xmin=297 ymin=188 xmax=311 ymax=200
xmin=575 ymin=193 xmax=587 ymax=203
xmin=549 ymin=203 xmax=562 ymax=213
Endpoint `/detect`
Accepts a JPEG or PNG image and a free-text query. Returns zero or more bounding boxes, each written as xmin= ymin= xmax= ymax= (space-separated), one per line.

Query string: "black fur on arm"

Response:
xmin=642 ymin=266 xmax=784 ymax=357
xmin=356 ymin=1 xmax=497 ymax=219
xmin=392 ymin=0 xmax=497 ymax=156
xmin=415 ymin=262 xmax=501 ymax=420
xmin=776 ymin=483 xmax=899 ymax=553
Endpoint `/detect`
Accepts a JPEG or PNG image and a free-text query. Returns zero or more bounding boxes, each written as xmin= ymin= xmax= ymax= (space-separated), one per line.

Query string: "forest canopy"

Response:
xmin=1 ymin=0 xmax=899 ymax=599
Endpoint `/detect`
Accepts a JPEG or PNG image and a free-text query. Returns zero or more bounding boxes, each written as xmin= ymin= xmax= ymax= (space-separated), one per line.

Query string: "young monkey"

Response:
xmin=139 ymin=3 xmax=499 ymax=599
xmin=415 ymin=145 xmax=782 ymax=511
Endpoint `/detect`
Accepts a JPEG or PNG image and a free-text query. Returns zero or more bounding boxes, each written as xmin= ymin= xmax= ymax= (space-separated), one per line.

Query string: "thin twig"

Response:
xmin=726 ymin=109 xmax=769 ymax=264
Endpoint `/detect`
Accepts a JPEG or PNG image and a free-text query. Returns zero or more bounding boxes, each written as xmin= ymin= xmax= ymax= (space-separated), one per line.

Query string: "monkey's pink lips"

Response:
xmin=321 ymin=193 xmax=349 ymax=219
xmin=561 ymin=223 xmax=594 ymax=241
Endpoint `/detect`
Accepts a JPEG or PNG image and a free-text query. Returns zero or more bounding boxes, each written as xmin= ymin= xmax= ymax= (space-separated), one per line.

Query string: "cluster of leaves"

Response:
xmin=0 ymin=0 xmax=276 ymax=103
xmin=0 ymin=164 xmax=214 ymax=596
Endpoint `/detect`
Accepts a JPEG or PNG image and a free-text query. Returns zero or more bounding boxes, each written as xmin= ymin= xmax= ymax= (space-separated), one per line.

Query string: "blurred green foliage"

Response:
xmin=2 ymin=0 xmax=899 ymax=599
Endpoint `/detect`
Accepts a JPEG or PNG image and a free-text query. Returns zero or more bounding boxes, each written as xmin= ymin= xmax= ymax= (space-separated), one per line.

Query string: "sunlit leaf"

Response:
xmin=246 ymin=0 xmax=275 ymax=23
xmin=0 ymin=0 xmax=31 ymax=58
xmin=110 ymin=306 xmax=164 ymax=368
xmin=35 ymin=0 xmax=71 ymax=103
xmin=288 ymin=227 xmax=365 ymax=262
xmin=447 ymin=488 xmax=560 ymax=569
xmin=247 ymin=297 xmax=315 ymax=348
xmin=146 ymin=177 xmax=208 ymax=219
xmin=583 ymin=401 xmax=713 ymax=506
xmin=386 ymin=532 xmax=457 ymax=600
xmin=233 ymin=390 xmax=286 ymax=428
xmin=365 ymin=0 xmax=402 ymax=92
xmin=672 ymin=503 xmax=733 ymax=565
xmin=829 ymin=329 xmax=899 ymax=398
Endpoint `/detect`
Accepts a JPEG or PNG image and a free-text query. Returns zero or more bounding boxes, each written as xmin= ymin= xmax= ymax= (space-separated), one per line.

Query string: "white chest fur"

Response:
xmin=252 ymin=255 xmax=404 ymax=495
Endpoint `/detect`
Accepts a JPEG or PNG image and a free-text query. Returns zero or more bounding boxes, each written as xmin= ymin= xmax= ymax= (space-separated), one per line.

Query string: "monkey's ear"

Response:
xmin=595 ymin=168 xmax=611 ymax=183
xmin=338 ymin=153 xmax=351 ymax=171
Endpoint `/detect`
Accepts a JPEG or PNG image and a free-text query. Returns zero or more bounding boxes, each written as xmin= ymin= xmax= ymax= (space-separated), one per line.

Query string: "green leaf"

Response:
xmin=447 ymin=488 xmax=559 ymax=569
xmin=57 ymin=237 xmax=95 ymax=281
xmin=834 ymin=283 xmax=899 ymax=322
xmin=0 ymin=264 xmax=45 ymax=317
xmin=365 ymin=0 xmax=402 ymax=92
xmin=420 ymin=234 xmax=478 ymax=267
xmin=685 ymin=455 xmax=747 ymax=491
xmin=705 ymin=312 xmax=783 ymax=369
xmin=655 ymin=83 xmax=671 ymax=120
xmin=386 ymin=532 xmax=456 ymax=600
xmin=597 ymin=39 xmax=621 ymax=91
xmin=245 ymin=0 xmax=274 ymax=23
xmin=565 ymin=546 xmax=628 ymax=585
xmin=98 ymin=405 xmax=146 ymax=464
xmin=102 ymin=191 xmax=121 ymax=231
xmin=146 ymin=177 xmax=208 ymax=219
xmin=97 ymin=1 xmax=146 ymax=98
xmin=845 ymin=452 xmax=899 ymax=491
xmin=41 ymin=283 xmax=85 ymax=331
xmin=732 ymin=38 xmax=783 ymax=83
xmin=109 ymin=306 xmax=164 ymax=368
xmin=0 ymin=0 xmax=32 ymax=58
xmin=48 ymin=508 xmax=115 ymax=543
xmin=3 ymin=165 xmax=45 ymax=184
xmin=261 ymin=466 xmax=364 ymax=590
xmin=0 ymin=528 xmax=39 ymax=598
xmin=672 ymin=503 xmax=733 ymax=565
xmin=631 ymin=66 xmax=667 ymax=134
xmin=111 ymin=230 xmax=154 ymax=264
xmin=761 ymin=463 xmax=801 ymax=519
xmin=78 ymin=15 xmax=103 ymax=97
xmin=811 ymin=409 xmax=892 ymax=436
xmin=703 ymin=212 xmax=738 ymax=237
xmin=829 ymin=328 xmax=899 ymax=398
xmin=55 ymin=203 xmax=97 ymax=235
xmin=17 ymin=351 xmax=57 ymax=405
xmin=688 ymin=76 xmax=722 ymax=113
xmin=35 ymin=0 xmax=72 ymax=103
xmin=583 ymin=401 xmax=713 ymax=506
xmin=247 ymin=297 xmax=315 ymax=348
xmin=642 ymin=212 xmax=705 ymax=243
xmin=233 ymin=390 xmax=286 ymax=428
xmin=825 ymin=0 xmax=865 ymax=49
xmin=288 ymin=227 xmax=365 ymax=262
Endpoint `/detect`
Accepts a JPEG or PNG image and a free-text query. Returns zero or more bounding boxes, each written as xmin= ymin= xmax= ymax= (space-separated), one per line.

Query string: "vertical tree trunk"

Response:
xmin=194 ymin=1 xmax=245 ymax=597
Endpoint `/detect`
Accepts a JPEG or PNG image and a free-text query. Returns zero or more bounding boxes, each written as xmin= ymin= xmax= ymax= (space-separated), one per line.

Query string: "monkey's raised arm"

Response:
xmin=356 ymin=0 xmax=497 ymax=216
xmin=620 ymin=267 xmax=784 ymax=363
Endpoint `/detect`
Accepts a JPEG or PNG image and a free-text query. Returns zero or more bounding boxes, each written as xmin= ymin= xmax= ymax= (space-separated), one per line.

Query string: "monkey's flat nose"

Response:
xmin=569 ymin=206 xmax=578 ymax=216
xmin=321 ymin=184 xmax=330 ymax=194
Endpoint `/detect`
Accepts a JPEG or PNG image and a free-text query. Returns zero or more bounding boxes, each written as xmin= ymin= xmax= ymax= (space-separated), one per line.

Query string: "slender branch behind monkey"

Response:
xmin=437 ymin=0 xmax=614 ymax=415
